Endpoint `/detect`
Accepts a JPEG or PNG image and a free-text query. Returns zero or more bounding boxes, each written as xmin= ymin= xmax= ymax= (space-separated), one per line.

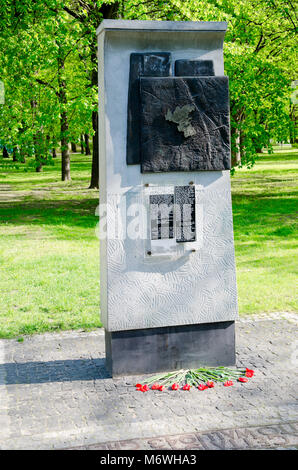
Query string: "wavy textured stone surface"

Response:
xmin=140 ymin=76 xmax=231 ymax=173
xmin=106 ymin=174 xmax=238 ymax=332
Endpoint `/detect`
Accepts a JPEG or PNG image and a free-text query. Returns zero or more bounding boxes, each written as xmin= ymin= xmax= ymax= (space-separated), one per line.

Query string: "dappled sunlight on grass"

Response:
xmin=0 ymin=153 xmax=100 ymax=338
xmin=231 ymin=149 xmax=297 ymax=315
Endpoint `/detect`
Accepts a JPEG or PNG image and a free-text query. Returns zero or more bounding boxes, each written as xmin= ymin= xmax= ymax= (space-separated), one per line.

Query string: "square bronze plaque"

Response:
xmin=140 ymin=76 xmax=231 ymax=173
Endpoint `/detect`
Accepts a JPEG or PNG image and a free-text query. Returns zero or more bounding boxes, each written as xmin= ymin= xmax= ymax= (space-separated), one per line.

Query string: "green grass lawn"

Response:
xmin=0 ymin=154 xmax=100 ymax=338
xmin=0 ymin=148 xmax=297 ymax=338
xmin=232 ymin=147 xmax=297 ymax=315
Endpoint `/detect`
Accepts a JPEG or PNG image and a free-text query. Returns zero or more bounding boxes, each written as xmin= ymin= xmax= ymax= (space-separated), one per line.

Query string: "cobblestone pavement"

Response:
xmin=70 ymin=422 xmax=298 ymax=450
xmin=0 ymin=312 xmax=297 ymax=450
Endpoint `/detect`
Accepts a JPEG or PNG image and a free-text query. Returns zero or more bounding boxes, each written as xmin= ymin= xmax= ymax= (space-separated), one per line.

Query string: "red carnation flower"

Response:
xmin=224 ymin=380 xmax=233 ymax=387
xmin=182 ymin=384 xmax=191 ymax=391
xmin=245 ymin=368 xmax=254 ymax=378
xmin=136 ymin=384 xmax=150 ymax=392
xmin=206 ymin=380 xmax=214 ymax=388
xmin=151 ymin=382 xmax=160 ymax=390
xmin=198 ymin=384 xmax=208 ymax=391
xmin=158 ymin=385 xmax=165 ymax=391
xmin=238 ymin=377 xmax=248 ymax=383
xmin=171 ymin=382 xmax=180 ymax=390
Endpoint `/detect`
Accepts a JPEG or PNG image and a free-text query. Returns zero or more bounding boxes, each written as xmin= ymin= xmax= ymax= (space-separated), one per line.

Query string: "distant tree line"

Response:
xmin=0 ymin=0 xmax=296 ymax=187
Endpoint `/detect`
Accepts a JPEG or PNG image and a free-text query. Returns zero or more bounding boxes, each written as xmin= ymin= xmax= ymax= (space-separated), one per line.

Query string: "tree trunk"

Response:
xmin=231 ymin=127 xmax=241 ymax=167
xmin=84 ymin=133 xmax=91 ymax=155
xmin=57 ymin=44 xmax=71 ymax=181
xmin=52 ymin=148 xmax=57 ymax=158
xmin=61 ymin=147 xmax=70 ymax=179
xmin=31 ymin=99 xmax=43 ymax=171
xmin=71 ymin=142 xmax=77 ymax=152
xmin=289 ymin=103 xmax=297 ymax=144
xmin=3 ymin=147 xmax=9 ymax=158
xmin=80 ymin=134 xmax=84 ymax=154
xmin=34 ymin=143 xmax=43 ymax=171
xmin=33 ymin=133 xmax=43 ymax=171
xmin=20 ymin=148 xmax=26 ymax=163
xmin=89 ymin=110 xmax=99 ymax=188
xmin=87 ymin=2 xmax=120 ymax=189
xmin=12 ymin=147 xmax=18 ymax=162
xmin=34 ymin=136 xmax=43 ymax=171
xmin=61 ymin=112 xmax=70 ymax=181
xmin=89 ymin=46 xmax=99 ymax=188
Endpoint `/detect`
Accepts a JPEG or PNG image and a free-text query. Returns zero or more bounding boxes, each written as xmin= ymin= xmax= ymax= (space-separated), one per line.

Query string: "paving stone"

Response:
xmin=0 ymin=314 xmax=297 ymax=449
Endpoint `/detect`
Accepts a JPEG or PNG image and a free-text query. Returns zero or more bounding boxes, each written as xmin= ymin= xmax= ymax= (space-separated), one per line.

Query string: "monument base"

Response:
xmin=105 ymin=321 xmax=235 ymax=377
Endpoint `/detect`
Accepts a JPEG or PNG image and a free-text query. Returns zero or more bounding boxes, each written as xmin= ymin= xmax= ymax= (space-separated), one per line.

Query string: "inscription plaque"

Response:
xmin=150 ymin=194 xmax=174 ymax=240
xmin=175 ymin=186 xmax=196 ymax=243
xmin=149 ymin=187 xmax=196 ymax=244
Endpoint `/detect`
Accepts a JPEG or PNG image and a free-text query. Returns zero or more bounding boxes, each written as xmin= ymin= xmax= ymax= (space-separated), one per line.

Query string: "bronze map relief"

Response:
xmin=126 ymin=54 xmax=231 ymax=173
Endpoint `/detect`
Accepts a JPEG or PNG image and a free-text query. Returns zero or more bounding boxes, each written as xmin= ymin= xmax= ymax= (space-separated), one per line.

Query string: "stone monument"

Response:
xmin=97 ymin=20 xmax=238 ymax=376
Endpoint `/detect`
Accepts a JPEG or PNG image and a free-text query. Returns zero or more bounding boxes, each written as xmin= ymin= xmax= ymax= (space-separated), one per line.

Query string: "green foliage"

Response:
xmin=0 ymin=0 xmax=296 ymax=170
xmin=0 ymin=1 xmax=95 ymax=169
xmin=123 ymin=0 xmax=297 ymax=167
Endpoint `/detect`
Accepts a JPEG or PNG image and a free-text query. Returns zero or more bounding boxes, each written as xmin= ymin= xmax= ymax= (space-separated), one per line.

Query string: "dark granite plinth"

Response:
xmin=175 ymin=59 xmax=215 ymax=76
xmin=126 ymin=52 xmax=171 ymax=165
xmin=140 ymin=76 xmax=231 ymax=173
xmin=105 ymin=321 xmax=235 ymax=377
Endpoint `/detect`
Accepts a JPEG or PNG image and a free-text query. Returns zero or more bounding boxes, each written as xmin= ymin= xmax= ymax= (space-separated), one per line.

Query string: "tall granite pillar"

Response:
xmin=97 ymin=20 xmax=238 ymax=376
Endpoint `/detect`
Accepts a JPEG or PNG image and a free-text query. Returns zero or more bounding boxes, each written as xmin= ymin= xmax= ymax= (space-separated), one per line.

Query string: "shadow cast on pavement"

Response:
xmin=0 ymin=358 xmax=111 ymax=385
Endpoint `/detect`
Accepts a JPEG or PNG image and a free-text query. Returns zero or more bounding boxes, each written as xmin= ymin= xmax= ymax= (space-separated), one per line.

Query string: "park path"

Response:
xmin=0 ymin=313 xmax=297 ymax=450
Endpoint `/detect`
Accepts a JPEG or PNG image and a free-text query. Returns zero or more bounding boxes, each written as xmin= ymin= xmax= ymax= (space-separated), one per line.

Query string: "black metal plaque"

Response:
xmin=174 ymin=186 xmax=196 ymax=243
xmin=140 ymin=76 xmax=230 ymax=173
xmin=150 ymin=194 xmax=174 ymax=240
xmin=175 ymin=59 xmax=214 ymax=77
xmin=126 ymin=52 xmax=171 ymax=165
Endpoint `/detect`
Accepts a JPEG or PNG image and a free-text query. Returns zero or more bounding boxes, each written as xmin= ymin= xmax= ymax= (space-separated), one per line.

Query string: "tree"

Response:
xmin=0 ymin=1 xmax=93 ymax=179
xmin=151 ymin=0 xmax=296 ymax=166
xmin=56 ymin=1 xmax=121 ymax=188
xmin=124 ymin=0 xmax=297 ymax=165
xmin=0 ymin=0 xmax=296 ymax=181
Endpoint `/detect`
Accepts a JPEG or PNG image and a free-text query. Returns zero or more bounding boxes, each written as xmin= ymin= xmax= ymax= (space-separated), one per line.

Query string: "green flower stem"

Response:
xmin=142 ymin=367 xmax=247 ymax=388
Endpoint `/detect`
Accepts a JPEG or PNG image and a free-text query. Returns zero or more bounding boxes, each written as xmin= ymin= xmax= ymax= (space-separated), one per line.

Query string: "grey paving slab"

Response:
xmin=0 ymin=312 xmax=297 ymax=450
